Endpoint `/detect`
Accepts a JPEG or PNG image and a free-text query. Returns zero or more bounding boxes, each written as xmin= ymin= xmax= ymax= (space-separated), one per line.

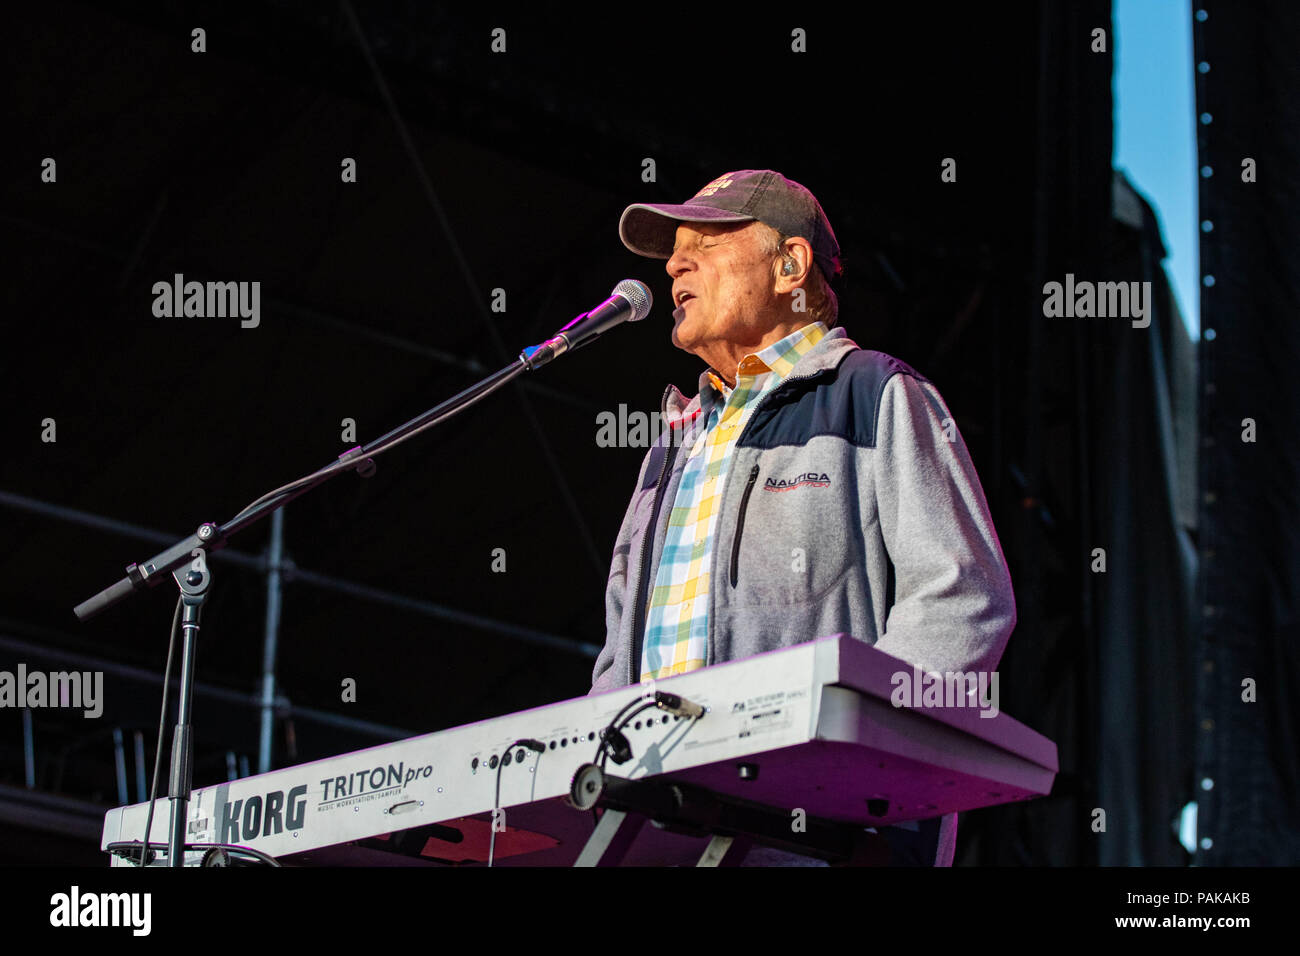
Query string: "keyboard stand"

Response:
xmin=569 ymin=764 xmax=894 ymax=867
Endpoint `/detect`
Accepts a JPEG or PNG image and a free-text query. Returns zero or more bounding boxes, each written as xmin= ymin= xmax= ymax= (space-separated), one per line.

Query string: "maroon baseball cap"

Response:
xmin=619 ymin=169 xmax=841 ymax=281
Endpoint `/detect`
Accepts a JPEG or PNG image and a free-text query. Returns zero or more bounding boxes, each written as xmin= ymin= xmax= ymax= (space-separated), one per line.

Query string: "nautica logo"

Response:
xmin=764 ymin=472 xmax=830 ymax=492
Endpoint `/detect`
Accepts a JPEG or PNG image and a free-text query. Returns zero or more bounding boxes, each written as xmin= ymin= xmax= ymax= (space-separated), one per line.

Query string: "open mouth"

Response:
xmin=675 ymin=290 xmax=695 ymax=306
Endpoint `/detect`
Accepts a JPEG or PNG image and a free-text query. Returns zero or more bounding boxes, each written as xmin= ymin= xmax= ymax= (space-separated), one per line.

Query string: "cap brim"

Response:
xmin=618 ymin=203 xmax=756 ymax=259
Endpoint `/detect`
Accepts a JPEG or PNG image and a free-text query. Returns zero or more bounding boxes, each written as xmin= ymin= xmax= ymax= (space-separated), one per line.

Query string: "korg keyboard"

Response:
xmin=101 ymin=635 xmax=1057 ymax=866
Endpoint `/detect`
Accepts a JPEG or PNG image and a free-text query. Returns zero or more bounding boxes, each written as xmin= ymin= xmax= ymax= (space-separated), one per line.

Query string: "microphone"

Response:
xmin=522 ymin=279 xmax=653 ymax=369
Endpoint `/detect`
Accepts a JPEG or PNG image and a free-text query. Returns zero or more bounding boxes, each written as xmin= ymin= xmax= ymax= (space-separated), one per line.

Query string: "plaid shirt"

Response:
xmin=641 ymin=321 xmax=828 ymax=681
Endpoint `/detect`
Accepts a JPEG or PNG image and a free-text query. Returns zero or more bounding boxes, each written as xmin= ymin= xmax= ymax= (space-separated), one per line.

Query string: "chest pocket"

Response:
xmin=726 ymin=453 xmax=860 ymax=606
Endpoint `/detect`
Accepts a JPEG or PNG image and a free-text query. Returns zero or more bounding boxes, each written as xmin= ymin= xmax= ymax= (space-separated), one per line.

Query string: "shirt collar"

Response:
xmin=700 ymin=321 xmax=829 ymax=406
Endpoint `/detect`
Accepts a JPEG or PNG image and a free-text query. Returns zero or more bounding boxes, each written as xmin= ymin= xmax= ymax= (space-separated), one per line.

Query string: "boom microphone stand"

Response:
xmin=77 ymin=279 xmax=651 ymax=867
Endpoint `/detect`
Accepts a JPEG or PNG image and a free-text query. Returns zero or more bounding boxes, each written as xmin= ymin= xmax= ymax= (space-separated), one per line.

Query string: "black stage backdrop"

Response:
xmin=0 ymin=0 xmax=1293 ymax=867
xmin=1092 ymin=172 xmax=1199 ymax=866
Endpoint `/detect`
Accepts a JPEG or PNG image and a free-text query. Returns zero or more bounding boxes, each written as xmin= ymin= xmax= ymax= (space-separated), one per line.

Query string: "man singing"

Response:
xmin=591 ymin=170 xmax=1016 ymax=866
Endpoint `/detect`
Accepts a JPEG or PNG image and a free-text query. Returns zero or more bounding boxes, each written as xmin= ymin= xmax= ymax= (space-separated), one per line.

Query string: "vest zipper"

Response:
xmin=722 ymin=356 xmax=841 ymax=591
xmin=628 ymin=438 xmax=680 ymax=684
xmin=729 ymin=464 xmax=761 ymax=587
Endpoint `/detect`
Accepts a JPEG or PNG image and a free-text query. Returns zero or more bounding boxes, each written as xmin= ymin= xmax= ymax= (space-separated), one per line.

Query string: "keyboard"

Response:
xmin=101 ymin=634 xmax=1057 ymax=866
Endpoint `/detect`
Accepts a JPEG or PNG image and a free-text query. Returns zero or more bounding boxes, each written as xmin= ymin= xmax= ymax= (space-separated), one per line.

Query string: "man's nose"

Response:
xmin=666 ymin=248 xmax=691 ymax=277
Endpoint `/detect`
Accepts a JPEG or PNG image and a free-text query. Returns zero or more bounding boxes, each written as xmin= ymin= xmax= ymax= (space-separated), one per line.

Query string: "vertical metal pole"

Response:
xmin=133 ymin=730 xmax=147 ymax=802
xmin=113 ymin=727 xmax=128 ymax=806
xmin=258 ymin=508 xmax=285 ymax=774
xmin=167 ymin=595 xmax=202 ymax=867
xmin=21 ymin=710 xmax=35 ymax=789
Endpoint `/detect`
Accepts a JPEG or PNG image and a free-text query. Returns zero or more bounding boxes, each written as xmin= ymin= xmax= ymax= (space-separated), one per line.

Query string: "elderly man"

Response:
xmin=590 ymin=170 xmax=1016 ymax=866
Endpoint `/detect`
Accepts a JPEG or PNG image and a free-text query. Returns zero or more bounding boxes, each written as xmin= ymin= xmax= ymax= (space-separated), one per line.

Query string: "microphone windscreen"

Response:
xmin=613 ymin=279 xmax=653 ymax=322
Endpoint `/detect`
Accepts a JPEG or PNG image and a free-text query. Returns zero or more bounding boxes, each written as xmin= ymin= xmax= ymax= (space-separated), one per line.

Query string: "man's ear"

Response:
xmin=774 ymin=237 xmax=814 ymax=294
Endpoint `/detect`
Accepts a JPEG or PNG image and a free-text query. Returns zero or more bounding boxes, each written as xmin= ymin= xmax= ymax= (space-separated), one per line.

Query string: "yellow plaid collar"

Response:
xmin=702 ymin=321 xmax=828 ymax=402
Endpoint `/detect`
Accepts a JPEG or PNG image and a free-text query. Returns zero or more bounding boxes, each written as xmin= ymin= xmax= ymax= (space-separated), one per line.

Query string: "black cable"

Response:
xmin=488 ymin=738 xmax=546 ymax=867
xmin=587 ymin=693 xmax=705 ymax=828
xmin=598 ymin=701 xmax=660 ymax=774
xmin=131 ymin=596 xmax=182 ymax=866
xmin=125 ymin=598 xmax=291 ymax=868
xmin=588 ymin=700 xmax=657 ymax=830
xmin=107 ymin=841 xmax=280 ymax=867
xmin=593 ymin=693 xmax=657 ymax=768
xmin=589 ymin=694 xmax=655 ymax=829
xmin=605 ymin=702 xmax=655 ymax=770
